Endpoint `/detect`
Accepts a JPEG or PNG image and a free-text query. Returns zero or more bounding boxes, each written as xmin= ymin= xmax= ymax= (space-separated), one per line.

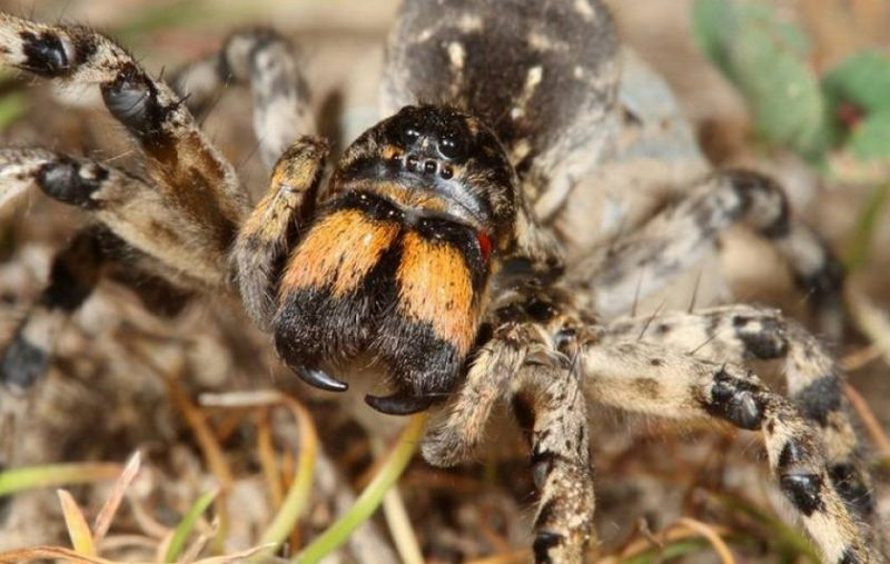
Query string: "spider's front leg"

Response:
xmin=0 ymin=16 xmax=318 ymax=391
xmin=0 ymin=13 xmax=249 ymax=225
xmin=604 ymin=306 xmax=880 ymax=532
xmin=424 ymin=287 xmax=597 ymax=563
xmin=580 ymin=338 xmax=878 ymax=562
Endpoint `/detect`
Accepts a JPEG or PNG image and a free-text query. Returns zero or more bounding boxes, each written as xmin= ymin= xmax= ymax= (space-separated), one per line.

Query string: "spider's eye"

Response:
xmin=438 ymin=133 xmax=466 ymax=161
xmin=402 ymin=127 xmax=421 ymax=145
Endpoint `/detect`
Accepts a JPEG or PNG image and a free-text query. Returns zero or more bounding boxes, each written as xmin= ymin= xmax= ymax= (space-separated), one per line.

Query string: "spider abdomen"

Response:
xmin=273 ymin=191 xmax=490 ymax=413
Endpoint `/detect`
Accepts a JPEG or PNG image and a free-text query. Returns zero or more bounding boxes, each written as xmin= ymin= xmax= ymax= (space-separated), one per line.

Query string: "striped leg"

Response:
xmin=513 ymin=365 xmax=594 ymax=564
xmin=0 ymin=148 xmax=226 ymax=285
xmin=425 ymin=285 xmax=878 ymax=562
xmin=565 ymin=170 xmax=845 ymax=336
xmin=1 ymin=226 xmax=193 ymax=392
xmin=171 ymin=28 xmax=315 ymax=169
xmin=1 ymin=228 xmax=102 ymax=391
xmin=580 ymin=338 xmax=877 ymax=563
xmin=603 ymin=306 xmax=878 ymax=531
xmin=0 ymin=13 xmax=248 ymax=245
xmin=424 ymin=291 xmax=596 ymax=563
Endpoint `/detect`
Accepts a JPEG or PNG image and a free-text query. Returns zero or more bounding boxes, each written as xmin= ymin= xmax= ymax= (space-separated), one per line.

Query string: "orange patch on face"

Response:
xmin=397 ymin=231 xmax=479 ymax=355
xmin=366 ymin=180 xmax=452 ymax=215
xmin=380 ymin=144 xmax=402 ymax=160
xmin=280 ymin=209 xmax=399 ymax=298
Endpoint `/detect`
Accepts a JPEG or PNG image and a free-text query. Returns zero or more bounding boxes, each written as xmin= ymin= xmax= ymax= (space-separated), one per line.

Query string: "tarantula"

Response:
xmin=0 ymin=0 xmax=883 ymax=562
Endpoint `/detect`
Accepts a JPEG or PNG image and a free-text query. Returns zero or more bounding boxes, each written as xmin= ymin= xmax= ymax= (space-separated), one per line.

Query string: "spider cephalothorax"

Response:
xmin=0 ymin=1 xmax=886 ymax=562
xmin=274 ymin=105 xmax=520 ymax=415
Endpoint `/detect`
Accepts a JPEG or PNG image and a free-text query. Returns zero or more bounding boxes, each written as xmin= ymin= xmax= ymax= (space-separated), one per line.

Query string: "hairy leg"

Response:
xmin=1 ymin=228 xmax=102 ymax=391
xmin=514 ymin=365 xmax=594 ymax=564
xmin=424 ymin=285 xmax=595 ymax=563
xmin=565 ymin=170 xmax=844 ymax=336
xmin=232 ymin=137 xmax=328 ymax=329
xmin=0 ymin=13 xmax=248 ymax=247
xmin=579 ymin=338 xmax=876 ymax=563
xmin=0 ymin=148 xmax=225 ymax=285
xmin=172 ymin=28 xmax=315 ymax=169
xmin=425 ymin=323 xmax=594 ymax=563
xmin=426 ymin=282 xmax=877 ymax=562
xmin=603 ymin=306 xmax=878 ymax=529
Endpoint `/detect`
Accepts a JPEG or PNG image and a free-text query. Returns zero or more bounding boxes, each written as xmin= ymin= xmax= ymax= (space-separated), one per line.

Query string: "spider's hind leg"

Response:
xmin=1 ymin=228 xmax=102 ymax=391
xmin=569 ymin=170 xmax=845 ymax=336
xmin=172 ymin=27 xmax=315 ymax=169
xmin=1 ymin=227 xmax=193 ymax=392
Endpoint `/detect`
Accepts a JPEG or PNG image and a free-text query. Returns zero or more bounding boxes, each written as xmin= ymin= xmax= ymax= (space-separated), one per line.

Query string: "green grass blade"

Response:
xmin=844 ymin=182 xmax=890 ymax=271
xmin=253 ymin=398 xmax=319 ymax=560
xmin=164 ymin=488 xmax=219 ymax=563
xmin=0 ymin=462 xmax=122 ymax=497
xmin=293 ymin=413 xmax=428 ymax=563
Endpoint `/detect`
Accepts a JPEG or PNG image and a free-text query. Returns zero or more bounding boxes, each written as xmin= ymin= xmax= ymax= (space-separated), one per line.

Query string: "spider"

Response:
xmin=0 ymin=0 xmax=884 ymax=562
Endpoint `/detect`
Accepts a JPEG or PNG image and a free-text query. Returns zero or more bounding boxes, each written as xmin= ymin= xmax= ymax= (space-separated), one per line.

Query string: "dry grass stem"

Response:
xmin=93 ymin=451 xmax=143 ymax=545
xmin=844 ymin=383 xmax=890 ymax=459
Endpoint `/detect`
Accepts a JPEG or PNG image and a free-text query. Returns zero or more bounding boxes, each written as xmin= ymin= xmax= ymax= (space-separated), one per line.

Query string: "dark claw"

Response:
xmin=295 ymin=366 xmax=348 ymax=392
xmin=365 ymin=392 xmax=434 ymax=415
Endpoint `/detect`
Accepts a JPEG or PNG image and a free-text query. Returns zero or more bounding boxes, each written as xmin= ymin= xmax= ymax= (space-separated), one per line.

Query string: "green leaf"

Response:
xmin=732 ymin=17 xmax=828 ymax=156
xmin=846 ymin=109 xmax=890 ymax=161
xmin=691 ymin=0 xmax=830 ymax=158
xmin=692 ymin=0 xmax=736 ymax=77
xmin=823 ymin=51 xmax=890 ymax=114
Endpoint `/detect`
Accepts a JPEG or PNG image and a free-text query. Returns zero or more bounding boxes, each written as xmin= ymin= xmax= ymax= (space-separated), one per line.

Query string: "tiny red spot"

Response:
xmin=476 ymin=231 xmax=492 ymax=263
xmin=837 ymin=100 xmax=864 ymax=130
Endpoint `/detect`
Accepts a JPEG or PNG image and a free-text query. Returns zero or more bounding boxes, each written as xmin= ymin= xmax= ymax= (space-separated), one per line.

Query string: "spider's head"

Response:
xmin=333 ymin=104 xmax=520 ymax=256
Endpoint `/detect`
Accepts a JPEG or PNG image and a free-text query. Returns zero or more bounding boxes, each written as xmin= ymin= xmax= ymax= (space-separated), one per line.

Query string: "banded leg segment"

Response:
xmin=172 ymin=28 xmax=315 ymax=169
xmin=603 ymin=306 xmax=877 ymax=527
xmin=0 ymin=148 xmax=226 ymax=285
xmin=566 ymin=170 xmax=844 ymax=335
xmin=424 ymin=300 xmax=596 ymax=563
xmin=580 ymin=339 xmax=876 ymax=563
xmin=1 ymin=228 xmax=103 ymax=391
xmin=232 ymin=137 xmax=328 ymax=330
xmin=0 ymin=13 xmax=248 ymax=240
xmin=514 ymin=366 xmax=594 ymax=564
xmin=0 ymin=226 xmax=194 ymax=391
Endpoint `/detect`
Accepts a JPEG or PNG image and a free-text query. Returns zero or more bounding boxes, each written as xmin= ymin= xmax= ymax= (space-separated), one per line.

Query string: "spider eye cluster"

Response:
xmin=391 ymin=105 xmax=471 ymax=164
